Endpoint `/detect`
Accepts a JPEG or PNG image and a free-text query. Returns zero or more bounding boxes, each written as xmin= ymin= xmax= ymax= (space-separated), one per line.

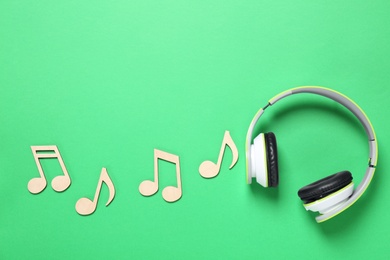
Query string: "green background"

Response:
xmin=1 ymin=1 xmax=389 ymax=259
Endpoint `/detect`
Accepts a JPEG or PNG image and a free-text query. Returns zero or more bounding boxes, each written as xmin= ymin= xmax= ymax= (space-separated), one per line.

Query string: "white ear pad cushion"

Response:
xmin=304 ymin=182 xmax=354 ymax=214
xmin=250 ymin=133 xmax=268 ymax=187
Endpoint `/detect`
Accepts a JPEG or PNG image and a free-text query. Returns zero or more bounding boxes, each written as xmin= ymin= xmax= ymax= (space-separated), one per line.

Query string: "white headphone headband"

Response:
xmin=245 ymin=86 xmax=378 ymax=222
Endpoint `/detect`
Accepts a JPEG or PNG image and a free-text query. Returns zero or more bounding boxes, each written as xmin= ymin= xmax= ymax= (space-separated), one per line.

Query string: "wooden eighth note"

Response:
xmin=75 ymin=168 xmax=115 ymax=216
xmin=28 ymin=146 xmax=71 ymax=194
xmin=139 ymin=149 xmax=182 ymax=203
xmin=199 ymin=130 xmax=239 ymax=178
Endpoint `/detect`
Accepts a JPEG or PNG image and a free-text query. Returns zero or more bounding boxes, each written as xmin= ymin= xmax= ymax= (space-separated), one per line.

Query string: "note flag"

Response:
xmin=75 ymin=168 xmax=115 ymax=216
xmin=28 ymin=146 xmax=71 ymax=194
xmin=199 ymin=130 xmax=239 ymax=178
xmin=139 ymin=149 xmax=182 ymax=203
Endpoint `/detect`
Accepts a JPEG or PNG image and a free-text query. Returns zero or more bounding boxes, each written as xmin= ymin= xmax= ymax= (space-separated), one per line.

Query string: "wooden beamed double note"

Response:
xmin=139 ymin=149 xmax=182 ymax=202
xmin=28 ymin=146 xmax=71 ymax=194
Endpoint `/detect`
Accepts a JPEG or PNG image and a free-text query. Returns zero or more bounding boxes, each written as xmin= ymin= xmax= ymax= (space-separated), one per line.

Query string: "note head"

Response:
xmin=28 ymin=177 xmax=47 ymax=194
xmin=51 ymin=175 xmax=71 ymax=192
xmin=75 ymin=197 xmax=95 ymax=216
xmin=199 ymin=160 xmax=218 ymax=178
xmin=139 ymin=180 xmax=158 ymax=197
xmin=162 ymin=186 xmax=182 ymax=203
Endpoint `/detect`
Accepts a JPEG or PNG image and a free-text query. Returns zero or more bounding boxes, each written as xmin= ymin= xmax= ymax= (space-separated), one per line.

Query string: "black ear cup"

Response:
xmin=264 ymin=132 xmax=279 ymax=187
xmin=298 ymin=171 xmax=353 ymax=204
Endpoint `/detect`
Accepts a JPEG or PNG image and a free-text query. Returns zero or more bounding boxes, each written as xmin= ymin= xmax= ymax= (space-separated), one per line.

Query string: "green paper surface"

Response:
xmin=1 ymin=1 xmax=389 ymax=259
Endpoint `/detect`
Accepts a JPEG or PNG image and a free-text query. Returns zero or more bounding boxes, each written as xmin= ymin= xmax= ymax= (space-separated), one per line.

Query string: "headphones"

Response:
xmin=245 ymin=86 xmax=378 ymax=223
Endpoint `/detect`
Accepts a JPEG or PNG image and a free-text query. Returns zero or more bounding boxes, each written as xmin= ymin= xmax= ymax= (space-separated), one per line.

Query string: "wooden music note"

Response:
xmin=139 ymin=149 xmax=182 ymax=203
xmin=199 ymin=130 xmax=239 ymax=178
xmin=75 ymin=168 xmax=115 ymax=216
xmin=28 ymin=146 xmax=71 ymax=194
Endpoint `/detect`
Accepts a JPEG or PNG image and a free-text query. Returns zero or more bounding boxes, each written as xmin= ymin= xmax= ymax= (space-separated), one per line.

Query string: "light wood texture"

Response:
xmin=199 ymin=130 xmax=239 ymax=178
xmin=139 ymin=149 xmax=182 ymax=202
xmin=28 ymin=145 xmax=71 ymax=194
xmin=75 ymin=167 xmax=115 ymax=216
